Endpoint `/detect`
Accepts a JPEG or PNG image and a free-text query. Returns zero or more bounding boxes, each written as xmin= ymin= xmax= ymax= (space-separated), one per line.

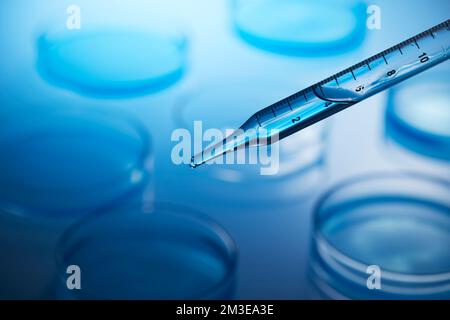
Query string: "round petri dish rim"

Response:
xmin=384 ymin=71 xmax=450 ymax=162
xmin=55 ymin=201 xmax=239 ymax=299
xmin=312 ymin=171 xmax=450 ymax=285
xmin=0 ymin=107 xmax=153 ymax=219
xmin=35 ymin=18 xmax=189 ymax=98
xmin=172 ymin=81 xmax=329 ymax=184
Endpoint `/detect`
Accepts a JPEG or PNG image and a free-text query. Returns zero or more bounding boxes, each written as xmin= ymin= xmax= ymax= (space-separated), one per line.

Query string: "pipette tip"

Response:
xmin=189 ymin=129 xmax=251 ymax=169
xmin=190 ymin=156 xmax=203 ymax=169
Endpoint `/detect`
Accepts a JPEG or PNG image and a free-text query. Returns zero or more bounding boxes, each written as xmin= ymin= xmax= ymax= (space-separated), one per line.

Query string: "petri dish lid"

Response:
xmin=232 ymin=0 xmax=367 ymax=55
xmin=385 ymin=68 xmax=450 ymax=162
xmin=0 ymin=108 xmax=151 ymax=218
xmin=311 ymin=172 xmax=450 ymax=299
xmin=36 ymin=13 xmax=188 ymax=98
xmin=56 ymin=202 xmax=238 ymax=299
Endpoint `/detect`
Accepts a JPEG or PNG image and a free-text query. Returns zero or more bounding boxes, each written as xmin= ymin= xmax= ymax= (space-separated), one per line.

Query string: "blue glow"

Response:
xmin=386 ymin=70 xmax=450 ymax=161
xmin=169 ymin=80 xmax=327 ymax=209
xmin=311 ymin=174 xmax=450 ymax=299
xmin=56 ymin=204 xmax=237 ymax=299
xmin=0 ymin=110 xmax=150 ymax=217
xmin=323 ymin=199 xmax=450 ymax=275
xmin=233 ymin=0 xmax=367 ymax=55
xmin=0 ymin=0 xmax=449 ymax=300
xmin=37 ymin=30 xmax=187 ymax=97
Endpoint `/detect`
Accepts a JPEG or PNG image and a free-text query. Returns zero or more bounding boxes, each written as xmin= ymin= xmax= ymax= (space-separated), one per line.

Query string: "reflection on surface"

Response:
xmin=232 ymin=0 xmax=366 ymax=55
xmin=171 ymin=81 xmax=329 ymax=208
xmin=55 ymin=203 xmax=237 ymax=299
xmin=0 ymin=109 xmax=150 ymax=217
xmin=385 ymin=68 xmax=450 ymax=162
xmin=309 ymin=173 xmax=450 ymax=299
xmin=37 ymin=29 xmax=187 ymax=97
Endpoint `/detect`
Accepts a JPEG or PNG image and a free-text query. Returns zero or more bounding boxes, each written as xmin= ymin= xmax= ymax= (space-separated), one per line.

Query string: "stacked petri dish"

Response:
xmin=0 ymin=108 xmax=151 ymax=217
xmin=55 ymin=202 xmax=238 ymax=299
xmin=0 ymin=107 xmax=152 ymax=298
xmin=1 ymin=1 xmax=192 ymax=298
xmin=231 ymin=0 xmax=367 ymax=56
xmin=170 ymin=79 xmax=329 ymax=211
xmin=384 ymin=65 xmax=450 ymax=173
xmin=36 ymin=2 xmax=188 ymax=98
xmin=309 ymin=173 xmax=450 ymax=299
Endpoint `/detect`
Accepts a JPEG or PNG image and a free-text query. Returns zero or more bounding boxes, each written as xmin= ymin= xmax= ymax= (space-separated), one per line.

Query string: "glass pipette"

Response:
xmin=191 ymin=20 xmax=450 ymax=168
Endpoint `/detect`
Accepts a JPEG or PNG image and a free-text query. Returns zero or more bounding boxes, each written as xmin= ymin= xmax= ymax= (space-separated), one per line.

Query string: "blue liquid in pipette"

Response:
xmin=66 ymin=242 xmax=230 ymax=299
xmin=191 ymin=20 xmax=450 ymax=168
xmin=57 ymin=206 xmax=236 ymax=299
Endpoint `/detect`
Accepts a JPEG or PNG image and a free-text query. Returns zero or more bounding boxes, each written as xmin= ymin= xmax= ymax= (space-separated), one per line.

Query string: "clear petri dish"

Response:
xmin=55 ymin=202 xmax=238 ymax=299
xmin=231 ymin=0 xmax=367 ymax=56
xmin=0 ymin=212 xmax=63 ymax=299
xmin=36 ymin=15 xmax=187 ymax=97
xmin=0 ymin=108 xmax=151 ymax=218
xmin=171 ymin=80 xmax=328 ymax=208
xmin=385 ymin=67 xmax=450 ymax=164
xmin=309 ymin=172 xmax=450 ymax=299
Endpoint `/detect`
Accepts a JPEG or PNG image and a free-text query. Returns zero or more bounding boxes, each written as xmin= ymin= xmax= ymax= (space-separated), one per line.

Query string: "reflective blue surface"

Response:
xmin=0 ymin=0 xmax=449 ymax=300
xmin=37 ymin=29 xmax=187 ymax=97
xmin=0 ymin=109 xmax=150 ymax=217
xmin=386 ymin=67 xmax=450 ymax=161
xmin=56 ymin=203 xmax=237 ymax=299
xmin=311 ymin=173 xmax=450 ymax=299
xmin=232 ymin=0 xmax=367 ymax=55
xmin=170 ymin=79 xmax=327 ymax=208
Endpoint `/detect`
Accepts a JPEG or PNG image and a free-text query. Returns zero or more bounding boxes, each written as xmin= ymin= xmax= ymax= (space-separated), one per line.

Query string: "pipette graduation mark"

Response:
xmin=191 ymin=20 xmax=450 ymax=168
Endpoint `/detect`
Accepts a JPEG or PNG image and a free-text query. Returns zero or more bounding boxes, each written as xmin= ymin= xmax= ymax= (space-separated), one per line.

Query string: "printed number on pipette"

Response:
xmin=191 ymin=20 xmax=450 ymax=168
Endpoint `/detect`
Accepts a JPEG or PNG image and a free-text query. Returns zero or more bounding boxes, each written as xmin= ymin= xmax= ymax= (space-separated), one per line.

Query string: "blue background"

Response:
xmin=0 ymin=0 xmax=449 ymax=299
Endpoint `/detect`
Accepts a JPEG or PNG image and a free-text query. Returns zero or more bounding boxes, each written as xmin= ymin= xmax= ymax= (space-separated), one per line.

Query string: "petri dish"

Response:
xmin=36 ymin=23 xmax=187 ymax=97
xmin=385 ymin=68 xmax=450 ymax=164
xmin=231 ymin=0 xmax=367 ymax=56
xmin=0 ymin=212 xmax=63 ymax=299
xmin=55 ymin=202 xmax=238 ymax=299
xmin=0 ymin=108 xmax=151 ymax=218
xmin=309 ymin=172 xmax=450 ymax=299
xmin=171 ymin=80 xmax=328 ymax=208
